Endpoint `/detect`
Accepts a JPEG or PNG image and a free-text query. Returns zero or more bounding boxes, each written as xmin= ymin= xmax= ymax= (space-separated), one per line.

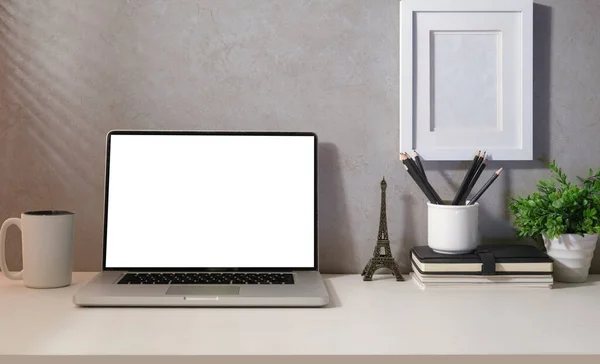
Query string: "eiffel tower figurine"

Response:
xmin=361 ymin=177 xmax=404 ymax=281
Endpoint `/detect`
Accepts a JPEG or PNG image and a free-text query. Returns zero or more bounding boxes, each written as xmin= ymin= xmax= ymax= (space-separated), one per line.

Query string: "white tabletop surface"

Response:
xmin=1 ymin=272 xmax=600 ymax=355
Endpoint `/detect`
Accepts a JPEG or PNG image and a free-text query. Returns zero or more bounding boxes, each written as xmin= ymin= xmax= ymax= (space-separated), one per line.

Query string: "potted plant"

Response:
xmin=508 ymin=161 xmax=600 ymax=283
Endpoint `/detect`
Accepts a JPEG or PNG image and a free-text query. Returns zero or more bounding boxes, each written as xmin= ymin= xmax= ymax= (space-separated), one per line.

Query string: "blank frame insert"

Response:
xmin=400 ymin=0 xmax=533 ymax=160
xmin=431 ymin=31 xmax=499 ymax=131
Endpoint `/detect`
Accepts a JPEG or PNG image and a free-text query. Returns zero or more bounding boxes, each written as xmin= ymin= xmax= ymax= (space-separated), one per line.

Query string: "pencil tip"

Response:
xmin=496 ymin=167 xmax=504 ymax=174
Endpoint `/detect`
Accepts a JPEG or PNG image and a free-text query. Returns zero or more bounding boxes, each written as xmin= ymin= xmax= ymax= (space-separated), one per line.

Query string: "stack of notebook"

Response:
xmin=410 ymin=244 xmax=554 ymax=289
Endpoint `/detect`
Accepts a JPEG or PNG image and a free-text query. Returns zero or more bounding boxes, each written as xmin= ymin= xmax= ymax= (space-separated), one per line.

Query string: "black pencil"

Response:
xmin=462 ymin=156 xmax=487 ymax=203
xmin=403 ymin=153 xmax=444 ymax=204
xmin=467 ymin=167 xmax=503 ymax=205
xmin=401 ymin=154 xmax=441 ymax=204
xmin=473 ymin=151 xmax=486 ymax=181
xmin=475 ymin=151 xmax=486 ymax=171
xmin=472 ymin=151 xmax=485 ymax=174
xmin=412 ymin=150 xmax=427 ymax=181
xmin=402 ymin=152 xmax=420 ymax=176
xmin=451 ymin=151 xmax=481 ymax=205
xmin=404 ymin=153 xmax=424 ymax=180
xmin=459 ymin=153 xmax=487 ymax=205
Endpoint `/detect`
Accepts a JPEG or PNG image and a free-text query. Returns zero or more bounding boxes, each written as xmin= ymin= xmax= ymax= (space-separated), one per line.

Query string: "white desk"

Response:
xmin=1 ymin=272 xmax=600 ymax=355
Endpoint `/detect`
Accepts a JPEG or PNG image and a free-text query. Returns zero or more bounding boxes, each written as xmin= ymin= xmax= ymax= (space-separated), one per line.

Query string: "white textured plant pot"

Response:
xmin=543 ymin=234 xmax=598 ymax=283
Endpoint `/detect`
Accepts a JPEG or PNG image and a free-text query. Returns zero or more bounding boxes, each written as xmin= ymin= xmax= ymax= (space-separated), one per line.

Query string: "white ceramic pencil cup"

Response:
xmin=427 ymin=202 xmax=480 ymax=254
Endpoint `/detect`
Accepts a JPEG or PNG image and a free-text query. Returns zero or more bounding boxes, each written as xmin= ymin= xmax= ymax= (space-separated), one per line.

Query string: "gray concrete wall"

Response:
xmin=1 ymin=0 xmax=599 ymax=273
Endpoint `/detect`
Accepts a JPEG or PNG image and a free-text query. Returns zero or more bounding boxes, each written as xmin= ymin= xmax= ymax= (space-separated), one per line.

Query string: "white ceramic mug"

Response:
xmin=427 ymin=202 xmax=480 ymax=254
xmin=0 ymin=210 xmax=75 ymax=288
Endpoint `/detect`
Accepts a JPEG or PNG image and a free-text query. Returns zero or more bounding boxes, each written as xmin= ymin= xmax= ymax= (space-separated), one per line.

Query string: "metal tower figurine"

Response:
xmin=361 ymin=177 xmax=404 ymax=281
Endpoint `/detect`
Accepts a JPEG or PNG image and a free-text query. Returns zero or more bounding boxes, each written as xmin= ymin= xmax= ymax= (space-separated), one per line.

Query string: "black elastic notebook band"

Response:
xmin=476 ymin=250 xmax=496 ymax=275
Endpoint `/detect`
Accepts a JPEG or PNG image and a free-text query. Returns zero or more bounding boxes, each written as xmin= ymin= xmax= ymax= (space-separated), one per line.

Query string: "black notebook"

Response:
xmin=411 ymin=244 xmax=553 ymax=275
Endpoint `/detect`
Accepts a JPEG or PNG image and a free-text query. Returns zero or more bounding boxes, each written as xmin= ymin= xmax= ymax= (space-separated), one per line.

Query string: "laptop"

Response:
xmin=73 ymin=130 xmax=329 ymax=307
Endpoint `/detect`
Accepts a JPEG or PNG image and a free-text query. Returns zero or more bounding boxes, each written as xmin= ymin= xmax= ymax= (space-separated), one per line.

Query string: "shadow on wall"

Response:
xmin=0 ymin=0 xmax=107 ymax=271
xmin=497 ymin=2 xmax=553 ymax=210
xmin=317 ymin=142 xmax=355 ymax=274
xmin=398 ymin=193 xmax=417 ymax=272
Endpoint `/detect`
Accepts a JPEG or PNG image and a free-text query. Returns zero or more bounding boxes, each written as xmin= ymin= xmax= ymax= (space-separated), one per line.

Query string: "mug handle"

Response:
xmin=0 ymin=218 xmax=23 ymax=280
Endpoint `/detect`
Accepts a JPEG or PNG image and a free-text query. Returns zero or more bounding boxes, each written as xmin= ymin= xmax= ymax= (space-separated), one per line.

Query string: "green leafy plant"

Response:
xmin=508 ymin=160 xmax=600 ymax=239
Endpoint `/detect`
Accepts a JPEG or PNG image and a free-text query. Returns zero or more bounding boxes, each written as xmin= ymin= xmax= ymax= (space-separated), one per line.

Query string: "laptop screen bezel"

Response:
xmin=101 ymin=130 xmax=318 ymax=272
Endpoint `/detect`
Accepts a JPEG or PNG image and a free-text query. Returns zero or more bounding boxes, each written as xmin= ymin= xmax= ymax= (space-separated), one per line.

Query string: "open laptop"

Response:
xmin=73 ymin=130 xmax=329 ymax=307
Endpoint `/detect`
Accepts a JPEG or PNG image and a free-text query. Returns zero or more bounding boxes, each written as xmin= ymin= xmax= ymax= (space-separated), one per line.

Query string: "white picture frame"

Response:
xmin=399 ymin=0 xmax=533 ymax=161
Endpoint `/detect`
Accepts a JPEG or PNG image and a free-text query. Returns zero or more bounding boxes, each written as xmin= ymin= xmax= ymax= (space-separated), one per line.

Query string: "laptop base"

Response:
xmin=73 ymin=271 xmax=329 ymax=307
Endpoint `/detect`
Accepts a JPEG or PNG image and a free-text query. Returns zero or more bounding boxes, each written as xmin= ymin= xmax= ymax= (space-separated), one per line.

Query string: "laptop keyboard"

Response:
xmin=117 ymin=272 xmax=295 ymax=285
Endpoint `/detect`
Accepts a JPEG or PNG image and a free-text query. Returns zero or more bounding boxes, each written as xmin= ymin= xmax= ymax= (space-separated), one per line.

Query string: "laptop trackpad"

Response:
xmin=165 ymin=286 xmax=240 ymax=296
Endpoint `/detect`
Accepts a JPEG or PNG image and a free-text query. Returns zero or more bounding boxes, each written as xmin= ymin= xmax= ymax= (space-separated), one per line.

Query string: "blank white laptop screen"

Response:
xmin=104 ymin=133 xmax=316 ymax=269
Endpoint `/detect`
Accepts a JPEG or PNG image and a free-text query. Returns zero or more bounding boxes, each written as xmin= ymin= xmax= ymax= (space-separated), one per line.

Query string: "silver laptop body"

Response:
xmin=73 ymin=130 xmax=329 ymax=307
